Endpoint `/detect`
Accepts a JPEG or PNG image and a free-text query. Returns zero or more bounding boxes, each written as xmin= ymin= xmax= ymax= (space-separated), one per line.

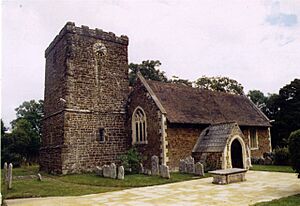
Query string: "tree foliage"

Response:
xmin=194 ymin=76 xmax=244 ymax=95
xmin=247 ymin=90 xmax=268 ymax=109
xmin=168 ymin=76 xmax=193 ymax=87
xmin=128 ymin=60 xmax=168 ymax=86
xmin=288 ymin=129 xmax=300 ymax=178
xmin=1 ymin=100 xmax=43 ymax=166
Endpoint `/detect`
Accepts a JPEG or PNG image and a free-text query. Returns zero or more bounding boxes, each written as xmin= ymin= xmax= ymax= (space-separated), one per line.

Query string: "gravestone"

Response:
xmin=186 ymin=156 xmax=195 ymax=174
xmin=110 ymin=163 xmax=117 ymax=179
xmin=37 ymin=173 xmax=42 ymax=181
xmin=195 ymin=162 xmax=205 ymax=176
xmin=4 ymin=162 xmax=8 ymax=184
xmin=118 ymin=166 xmax=124 ymax=180
xmin=139 ymin=163 xmax=144 ymax=174
xmin=151 ymin=155 xmax=159 ymax=176
xmin=103 ymin=165 xmax=110 ymax=178
xmin=160 ymin=165 xmax=170 ymax=179
xmin=179 ymin=159 xmax=186 ymax=173
xmin=8 ymin=163 xmax=13 ymax=189
xmin=95 ymin=166 xmax=103 ymax=176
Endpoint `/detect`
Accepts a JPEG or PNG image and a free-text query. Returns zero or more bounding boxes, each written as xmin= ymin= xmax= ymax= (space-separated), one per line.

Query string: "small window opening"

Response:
xmin=99 ymin=128 xmax=105 ymax=142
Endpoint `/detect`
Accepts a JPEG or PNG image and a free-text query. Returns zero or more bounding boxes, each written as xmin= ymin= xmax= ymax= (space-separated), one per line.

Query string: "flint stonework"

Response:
xmin=118 ymin=166 xmax=124 ymax=180
xmin=151 ymin=155 xmax=159 ymax=176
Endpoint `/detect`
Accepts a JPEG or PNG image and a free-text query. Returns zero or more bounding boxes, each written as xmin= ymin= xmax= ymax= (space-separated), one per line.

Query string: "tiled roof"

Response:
xmin=192 ymin=122 xmax=237 ymax=153
xmin=146 ymin=80 xmax=270 ymax=127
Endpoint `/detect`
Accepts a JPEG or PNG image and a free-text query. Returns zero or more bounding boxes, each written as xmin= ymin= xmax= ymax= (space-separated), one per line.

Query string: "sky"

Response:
xmin=1 ymin=0 xmax=300 ymax=126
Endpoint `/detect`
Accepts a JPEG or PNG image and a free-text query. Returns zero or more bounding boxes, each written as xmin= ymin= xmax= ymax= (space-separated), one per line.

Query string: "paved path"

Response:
xmin=6 ymin=171 xmax=300 ymax=206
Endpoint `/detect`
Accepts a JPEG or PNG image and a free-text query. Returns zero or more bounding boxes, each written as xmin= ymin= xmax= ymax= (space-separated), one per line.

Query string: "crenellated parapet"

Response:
xmin=45 ymin=22 xmax=129 ymax=57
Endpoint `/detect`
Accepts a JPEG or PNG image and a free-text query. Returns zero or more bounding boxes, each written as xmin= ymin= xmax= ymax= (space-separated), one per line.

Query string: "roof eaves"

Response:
xmin=136 ymin=72 xmax=167 ymax=114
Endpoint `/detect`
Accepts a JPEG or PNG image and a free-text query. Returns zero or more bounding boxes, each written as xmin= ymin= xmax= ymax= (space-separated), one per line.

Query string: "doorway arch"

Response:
xmin=231 ymin=139 xmax=244 ymax=168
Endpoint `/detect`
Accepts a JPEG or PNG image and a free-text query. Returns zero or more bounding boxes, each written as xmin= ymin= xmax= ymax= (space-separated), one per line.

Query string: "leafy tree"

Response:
xmin=1 ymin=119 xmax=6 ymax=136
xmin=271 ymin=79 xmax=300 ymax=147
xmin=11 ymin=100 xmax=44 ymax=135
xmin=128 ymin=60 xmax=168 ymax=86
xmin=169 ymin=76 xmax=193 ymax=87
xmin=119 ymin=147 xmax=142 ymax=174
xmin=194 ymin=76 xmax=244 ymax=95
xmin=247 ymin=90 xmax=268 ymax=109
xmin=288 ymin=129 xmax=300 ymax=178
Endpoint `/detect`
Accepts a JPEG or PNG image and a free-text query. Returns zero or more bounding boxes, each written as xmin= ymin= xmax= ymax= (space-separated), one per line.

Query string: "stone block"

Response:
xmin=160 ymin=165 xmax=170 ymax=179
xmin=195 ymin=162 xmax=204 ymax=176
xmin=151 ymin=155 xmax=159 ymax=176
xmin=95 ymin=166 xmax=103 ymax=176
xmin=118 ymin=166 xmax=124 ymax=180
xmin=110 ymin=163 xmax=117 ymax=179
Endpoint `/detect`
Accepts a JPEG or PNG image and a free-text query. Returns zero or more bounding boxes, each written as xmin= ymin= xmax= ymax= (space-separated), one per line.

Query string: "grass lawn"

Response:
xmin=253 ymin=194 xmax=300 ymax=206
xmin=250 ymin=164 xmax=294 ymax=173
xmin=2 ymin=165 xmax=209 ymax=199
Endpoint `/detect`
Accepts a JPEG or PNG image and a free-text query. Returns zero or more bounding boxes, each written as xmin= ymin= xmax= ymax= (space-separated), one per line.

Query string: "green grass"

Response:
xmin=250 ymin=164 xmax=294 ymax=173
xmin=2 ymin=166 xmax=209 ymax=199
xmin=253 ymin=194 xmax=300 ymax=206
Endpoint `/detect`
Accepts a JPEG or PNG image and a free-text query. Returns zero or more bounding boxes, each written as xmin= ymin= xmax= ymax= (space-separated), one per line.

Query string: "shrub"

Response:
xmin=289 ymin=129 xmax=300 ymax=178
xmin=274 ymin=147 xmax=290 ymax=165
xmin=119 ymin=147 xmax=142 ymax=174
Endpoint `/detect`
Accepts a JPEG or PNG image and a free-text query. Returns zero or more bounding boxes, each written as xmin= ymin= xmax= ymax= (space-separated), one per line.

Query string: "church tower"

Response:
xmin=40 ymin=22 xmax=129 ymax=174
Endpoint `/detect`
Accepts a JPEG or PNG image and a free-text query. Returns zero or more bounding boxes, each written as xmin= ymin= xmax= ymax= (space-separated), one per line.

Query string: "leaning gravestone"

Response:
xmin=139 ymin=163 xmax=144 ymax=174
xmin=195 ymin=162 xmax=205 ymax=176
xmin=8 ymin=163 xmax=13 ymax=189
xmin=160 ymin=165 xmax=170 ymax=179
xmin=37 ymin=173 xmax=42 ymax=181
xmin=118 ymin=166 xmax=124 ymax=180
xmin=103 ymin=165 xmax=110 ymax=178
xmin=151 ymin=155 xmax=159 ymax=176
xmin=110 ymin=163 xmax=117 ymax=179
xmin=4 ymin=162 xmax=8 ymax=184
xmin=179 ymin=159 xmax=186 ymax=173
xmin=186 ymin=156 xmax=195 ymax=174
xmin=95 ymin=166 xmax=103 ymax=176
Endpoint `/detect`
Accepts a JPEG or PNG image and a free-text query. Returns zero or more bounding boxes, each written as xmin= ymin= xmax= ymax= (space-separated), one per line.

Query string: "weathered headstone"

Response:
xmin=160 ymin=165 xmax=170 ymax=179
xmin=95 ymin=166 xmax=103 ymax=176
xmin=139 ymin=163 xmax=144 ymax=174
xmin=185 ymin=156 xmax=195 ymax=174
xmin=110 ymin=163 xmax=117 ymax=179
xmin=195 ymin=162 xmax=205 ymax=176
xmin=151 ymin=155 xmax=159 ymax=176
xmin=179 ymin=159 xmax=186 ymax=173
xmin=103 ymin=165 xmax=110 ymax=178
xmin=8 ymin=163 xmax=13 ymax=189
xmin=117 ymin=166 xmax=124 ymax=180
xmin=4 ymin=162 xmax=8 ymax=184
xmin=37 ymin=173 xmax=42 ymax=181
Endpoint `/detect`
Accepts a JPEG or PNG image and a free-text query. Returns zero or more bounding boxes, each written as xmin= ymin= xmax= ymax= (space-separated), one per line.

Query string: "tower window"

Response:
xmin=99 ymin=128 xmax=105 ymax=142
xmin=132 ymin=107 xmax=147 ymax=144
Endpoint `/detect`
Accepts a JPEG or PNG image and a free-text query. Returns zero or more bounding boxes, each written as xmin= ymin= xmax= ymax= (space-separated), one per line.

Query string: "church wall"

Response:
xmin=166 ymin=125 xmax=204 ymax=171
xmin=241 ymin=127 xmax=271 ymax=158
xmin=128 ymin=80 xmax=163 ymax=169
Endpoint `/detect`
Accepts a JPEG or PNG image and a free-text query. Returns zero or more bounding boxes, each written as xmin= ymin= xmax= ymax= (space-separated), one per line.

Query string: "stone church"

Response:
xmin=40 ymin=22 xmax=272 ymax=174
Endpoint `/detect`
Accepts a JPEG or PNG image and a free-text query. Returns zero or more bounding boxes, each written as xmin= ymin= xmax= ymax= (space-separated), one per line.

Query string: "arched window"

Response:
xmin=132 ymin=107 xmax=147 ymax=144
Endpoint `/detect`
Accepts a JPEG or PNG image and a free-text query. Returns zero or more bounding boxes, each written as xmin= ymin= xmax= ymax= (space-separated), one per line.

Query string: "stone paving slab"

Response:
xmin=6 ymin=171 xmax=300 ymax=206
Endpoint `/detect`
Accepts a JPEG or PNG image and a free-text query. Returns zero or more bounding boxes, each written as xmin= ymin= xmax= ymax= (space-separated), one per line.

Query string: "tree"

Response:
xmin=271 ymin=79 xmax=300 ymax=147
xmin=1 ymin=119 xmax=6 ymax=136
xmin=194 ymin=76 xmax=244 ymax=95
xmin=247 ymin=90 xmax=267 ymax=109
xmin=169 ymin=76 xmax=193 ymax=87
xmin=11 ymin=99 xmax=44 ymax=135
xmin=288 ymin=129 xmax=300 ymax=178
xmin=128 ymin=60 xmax=168 ymax=86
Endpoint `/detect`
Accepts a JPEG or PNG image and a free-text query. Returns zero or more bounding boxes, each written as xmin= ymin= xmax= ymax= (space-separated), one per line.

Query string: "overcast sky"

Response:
xmin=2 ymin=0 xmax=300 ymax=126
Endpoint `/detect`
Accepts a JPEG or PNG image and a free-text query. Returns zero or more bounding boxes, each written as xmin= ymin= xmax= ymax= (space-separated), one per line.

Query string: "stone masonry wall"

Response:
xmin=166 ymin=125 xmax=204 ymax=171
xmin=128 ymin=79 xmax=162 ymax=169
xmin=241 ymin=127 xmax=271 ymax=158
xmin=41 ymin=22 xmax=130 ymax=174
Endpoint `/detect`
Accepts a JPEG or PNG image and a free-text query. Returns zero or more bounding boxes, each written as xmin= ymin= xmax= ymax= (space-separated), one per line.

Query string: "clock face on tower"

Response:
xmin=93 ymin=42 xmax=107 ymax=57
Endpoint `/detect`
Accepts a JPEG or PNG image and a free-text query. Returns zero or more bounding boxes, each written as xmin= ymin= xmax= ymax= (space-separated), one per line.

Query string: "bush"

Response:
xmin=289 ymin=129 xmax=300 ymax=178
xmin=119 ymin=147 xmax=142 ymax=174
xmin=274 ymin=147 xmax=290 ymax=165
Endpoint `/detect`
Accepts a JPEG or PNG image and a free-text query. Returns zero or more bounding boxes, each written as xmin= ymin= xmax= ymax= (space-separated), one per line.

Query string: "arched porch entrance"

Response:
xmin=231 ymin=139 xmax=244 ymax=168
